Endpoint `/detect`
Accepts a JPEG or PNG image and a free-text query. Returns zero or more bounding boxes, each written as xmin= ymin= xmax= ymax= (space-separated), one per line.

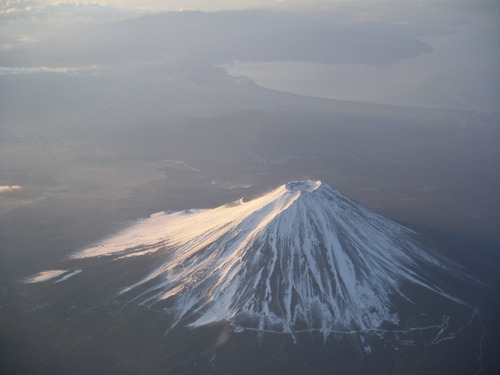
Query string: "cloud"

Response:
xmin=0 ymin=8 xmax=18 ymax=14
xmin=0 ymin=65 xmax=98 ymax=75
xmin=0 ymin=185 xmax=22 ymax=193
xmin=0 ymin=1 xmax=145 ymax=26
xmin=0 ymin=1 xmax=38 ymax=14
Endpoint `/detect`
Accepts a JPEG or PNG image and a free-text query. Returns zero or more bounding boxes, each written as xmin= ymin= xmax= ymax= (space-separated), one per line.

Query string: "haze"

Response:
xmin=0 ymin=0 xmax=499 ymax=374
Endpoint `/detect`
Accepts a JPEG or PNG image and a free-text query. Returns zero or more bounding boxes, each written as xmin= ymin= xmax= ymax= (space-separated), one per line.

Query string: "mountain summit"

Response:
xmin=72 ymin=180 xmax=461 ymax=334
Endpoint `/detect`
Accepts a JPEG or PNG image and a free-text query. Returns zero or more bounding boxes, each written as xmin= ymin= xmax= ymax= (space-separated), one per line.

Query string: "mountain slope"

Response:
xmin=71 ymin=180 xmax=463 ymax=333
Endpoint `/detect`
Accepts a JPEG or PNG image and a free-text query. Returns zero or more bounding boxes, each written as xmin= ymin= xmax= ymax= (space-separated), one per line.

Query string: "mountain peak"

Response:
xmin=285 ymin=180 xmax=322 ymax=193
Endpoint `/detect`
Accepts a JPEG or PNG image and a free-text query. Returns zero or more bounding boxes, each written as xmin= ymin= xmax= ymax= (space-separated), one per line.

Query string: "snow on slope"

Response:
xmin=22 ymin=269 xmax=82 ymax=284
xmin=72 ymin=180 xmax=461 ymax=332
xmin=23 ymin=270 xmax=68 ymax=284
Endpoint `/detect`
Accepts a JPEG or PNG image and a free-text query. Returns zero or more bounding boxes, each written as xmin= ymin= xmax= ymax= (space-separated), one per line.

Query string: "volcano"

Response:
xmin=69 ymin=180 xmax=465 ymax=336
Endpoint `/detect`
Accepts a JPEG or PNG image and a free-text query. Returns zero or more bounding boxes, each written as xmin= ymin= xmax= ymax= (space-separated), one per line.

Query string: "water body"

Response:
xmin=223 ymin=30 xmax=500 ymax=112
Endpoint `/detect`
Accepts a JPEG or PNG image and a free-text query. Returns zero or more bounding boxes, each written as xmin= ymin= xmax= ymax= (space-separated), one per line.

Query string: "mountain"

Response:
xmin=20 ymin=180 xmax=494 ymax=374
xmin=70 ymin=180 xmax=464 ymax=336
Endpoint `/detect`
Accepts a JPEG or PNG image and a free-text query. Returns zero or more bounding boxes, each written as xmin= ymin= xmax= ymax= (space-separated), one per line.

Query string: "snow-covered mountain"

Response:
xmin=70 ymin=180 xmax=464 ymax=334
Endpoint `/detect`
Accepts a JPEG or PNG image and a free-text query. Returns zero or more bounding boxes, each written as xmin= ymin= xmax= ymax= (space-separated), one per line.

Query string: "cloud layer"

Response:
xmin=0 ymin=185 xmax=22 ymax=193
xmin=0 ymin=65 xmax=98 ymax=76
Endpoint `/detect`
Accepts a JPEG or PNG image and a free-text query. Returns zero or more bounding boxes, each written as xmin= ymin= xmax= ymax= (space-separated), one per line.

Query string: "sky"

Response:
xmin=10 ymin=0 xmax=492 ymax=12
xmin=2 ymin=0 xmax=497 ymax=21
xmin=4 ymin=0 xmax=286 ymax=12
